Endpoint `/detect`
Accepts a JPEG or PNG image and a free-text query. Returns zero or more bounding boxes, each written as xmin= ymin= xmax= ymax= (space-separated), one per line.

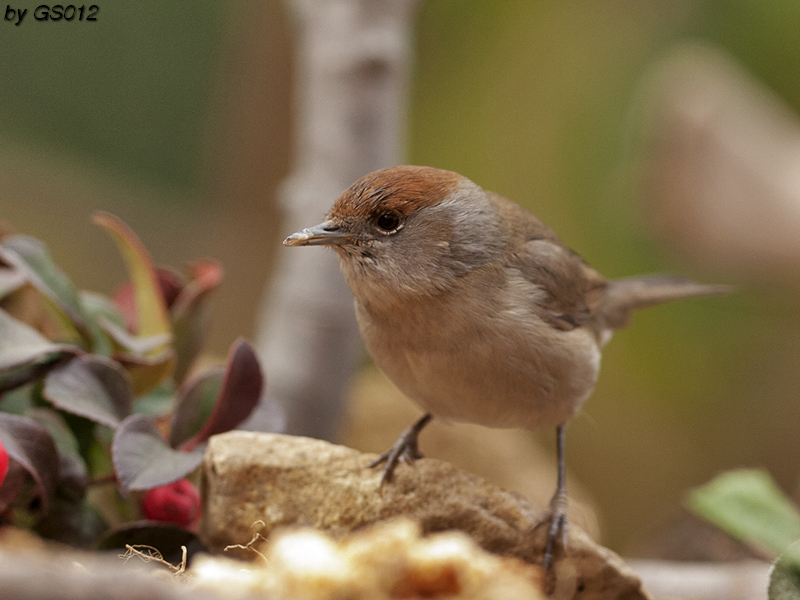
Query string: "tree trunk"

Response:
xmin=253 ymin=0 xmax=421 ymax=439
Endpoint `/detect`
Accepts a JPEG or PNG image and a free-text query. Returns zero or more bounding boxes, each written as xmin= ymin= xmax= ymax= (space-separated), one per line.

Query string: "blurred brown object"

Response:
xmin=340 ymin=366 xmax=601 ymax=542
xmin=0 ymin=527 xmax=48 ymax=553
xmin=193 ymin=519 xmax=547 ymax=600
xmin=638 ymin=44 xmax=800 ymax=283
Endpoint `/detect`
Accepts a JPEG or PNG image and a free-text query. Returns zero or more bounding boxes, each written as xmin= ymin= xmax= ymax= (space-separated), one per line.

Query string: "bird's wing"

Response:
xmin=488 ymin=192 xmax=607 ymax=331
xmin=510 ymin=239 xmax=607 ymax=330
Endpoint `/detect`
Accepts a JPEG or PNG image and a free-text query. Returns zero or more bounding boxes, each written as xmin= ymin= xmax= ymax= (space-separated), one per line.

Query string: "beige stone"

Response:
xmin=201 ymin=431 xmax=649 ymax=600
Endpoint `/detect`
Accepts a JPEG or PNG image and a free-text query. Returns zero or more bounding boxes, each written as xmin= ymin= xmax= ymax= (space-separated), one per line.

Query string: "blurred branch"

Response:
xmin=0 ymin=550 xmax=230 ymax=600
xmin=638 ymin=44 xmax=800 ymax=284
xmin=630 ymin=559 xmax=770 ymax=600
xmin=253 ymin=0 xmax=421 ymax=439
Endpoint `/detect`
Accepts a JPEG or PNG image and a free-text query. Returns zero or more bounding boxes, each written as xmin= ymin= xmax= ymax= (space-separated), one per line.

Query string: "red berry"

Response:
xmin=141 ymin=479 xmax=200 ymax=527
xmin=0 ymin=438 xmax=8 ymax=488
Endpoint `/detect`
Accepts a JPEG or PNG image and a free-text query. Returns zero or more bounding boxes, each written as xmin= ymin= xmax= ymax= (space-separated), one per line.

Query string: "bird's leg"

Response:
xmin=368 ymin=413 xmax=433 ymax=487
xmin=541 ymin=424 xmax=568 ymax=571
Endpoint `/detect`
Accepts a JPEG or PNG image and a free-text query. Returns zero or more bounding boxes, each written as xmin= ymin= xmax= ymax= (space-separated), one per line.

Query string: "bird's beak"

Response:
xmin=283 ymin=220 xmax=353 ymax=247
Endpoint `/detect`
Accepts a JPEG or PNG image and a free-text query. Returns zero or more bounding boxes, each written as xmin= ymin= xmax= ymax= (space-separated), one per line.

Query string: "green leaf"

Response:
xmin=769 ymin=540 xmax=800 ymax=600
xmin=688 ymin=469 xmax=800 ymax=558
xmin=87 ymin=437 xmax=114 ymax=479
xmin=43 ymin=355 xmax=133 ymax=428
xmin=115 ymin=348 xmax=176 ymax=396
xmin=111 ymin=414 xmax=203 ymax=491
xmin=0 ymin=235 xmax=91 ymax=341
xmin=99 ymin=315 xmax=171 ymax=356
xmin=79 ymin=291 xmax=126 ymax=356
xmin=37 ymin=294 xmax=85 ymax=346
xmin=0 ymin=308 xmax=78 ymax=393
xmin=92 ymin=212 xmax=172 ymax=356
xmin=0 ymin=383 xmax=35 ymax=415
xmin=133 ymin=381 xmax=176 ymax=417
xmin=80 ymin=291 xmax=126 ymax=330
xmin=0 ymin=284 xmax=80 ymax=347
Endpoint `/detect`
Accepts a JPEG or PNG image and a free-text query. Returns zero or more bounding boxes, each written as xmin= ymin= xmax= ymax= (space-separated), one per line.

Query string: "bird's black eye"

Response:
xmin=376 ymin=211 xmax=401 ymax=233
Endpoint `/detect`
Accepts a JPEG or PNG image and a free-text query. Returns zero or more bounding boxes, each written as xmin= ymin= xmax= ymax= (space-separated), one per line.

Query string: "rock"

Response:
xmin=201 ymin=431 xmax=649 ymax=600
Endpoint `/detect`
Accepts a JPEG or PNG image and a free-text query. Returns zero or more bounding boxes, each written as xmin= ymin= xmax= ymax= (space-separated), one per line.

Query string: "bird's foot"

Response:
xmin=536 ymin=489 xmax=568 ymax=572
xmin=368 ymin=413 xmax=432 ymax=487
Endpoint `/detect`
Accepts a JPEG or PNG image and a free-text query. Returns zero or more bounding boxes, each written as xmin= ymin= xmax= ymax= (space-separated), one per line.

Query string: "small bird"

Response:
xmin=284 ymin=165 xmax=729 ymax=568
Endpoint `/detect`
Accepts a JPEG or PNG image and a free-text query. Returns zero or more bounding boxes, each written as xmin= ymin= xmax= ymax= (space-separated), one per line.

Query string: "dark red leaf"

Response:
xmin=112 ymin=414 xmax=203 ymax=491
xmin=180 ymin=339 xmax=263 ymax=452
xmin=0 ymin=462 xmax=27 ymax=513
xmin=0 ymin=235 xmax=91 ymax=341
xmin=0 ymin=307 xmax=78 ymax=393
xmin=0 ymin=413 xmax=60 ymax=513
xmin=35 ymin=497 xmax=107 ymax=548
xmin=170 ymin=260 xmax=223 ymax=384
xmin=171 ymin=261 xmax=223 ymax=319
xmin=43 ymin=355 xmax=133 ymax=428
xmin=26 ymin=408 xmax=88 ymax=498
xmin=169 ymin=366 xmax=224 ymax=449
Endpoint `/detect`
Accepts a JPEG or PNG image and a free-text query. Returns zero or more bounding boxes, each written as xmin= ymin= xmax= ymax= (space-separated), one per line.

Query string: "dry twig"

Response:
xmin=224 ymin=520 xmax=268 ymax=564
xmin=120 ymin=544 xmax=189 ymax=579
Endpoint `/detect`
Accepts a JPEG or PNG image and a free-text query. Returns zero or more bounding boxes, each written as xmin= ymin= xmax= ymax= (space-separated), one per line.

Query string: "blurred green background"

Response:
xmin=1 ymin=1 xmax=798 ymax=553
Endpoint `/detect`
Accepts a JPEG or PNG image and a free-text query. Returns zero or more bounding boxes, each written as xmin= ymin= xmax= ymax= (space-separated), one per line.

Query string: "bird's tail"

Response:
xmin=597 ymin=274 xmax=732 ymax=331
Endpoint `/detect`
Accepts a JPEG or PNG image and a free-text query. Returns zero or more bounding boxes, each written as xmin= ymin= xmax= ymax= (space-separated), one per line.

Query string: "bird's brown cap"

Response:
xmin=328 ymin=165 xmax=462 ymax=220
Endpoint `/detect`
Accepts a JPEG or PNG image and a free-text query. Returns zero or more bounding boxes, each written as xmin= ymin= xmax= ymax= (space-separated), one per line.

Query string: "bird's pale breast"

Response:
xmin=353 ymin=272 xmax=602 ymax=431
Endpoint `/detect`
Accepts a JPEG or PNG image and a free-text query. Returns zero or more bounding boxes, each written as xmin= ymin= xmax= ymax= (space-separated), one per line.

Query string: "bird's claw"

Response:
xmin=368 ymin=433 xmax=424 ymax=487
xmin=542 ymin=510 xmax=567 ymax=572
xmin=368 ymin=413 xmax=432 ymax=487
xmin=537 ymin=492 xmax=568 ymax=572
